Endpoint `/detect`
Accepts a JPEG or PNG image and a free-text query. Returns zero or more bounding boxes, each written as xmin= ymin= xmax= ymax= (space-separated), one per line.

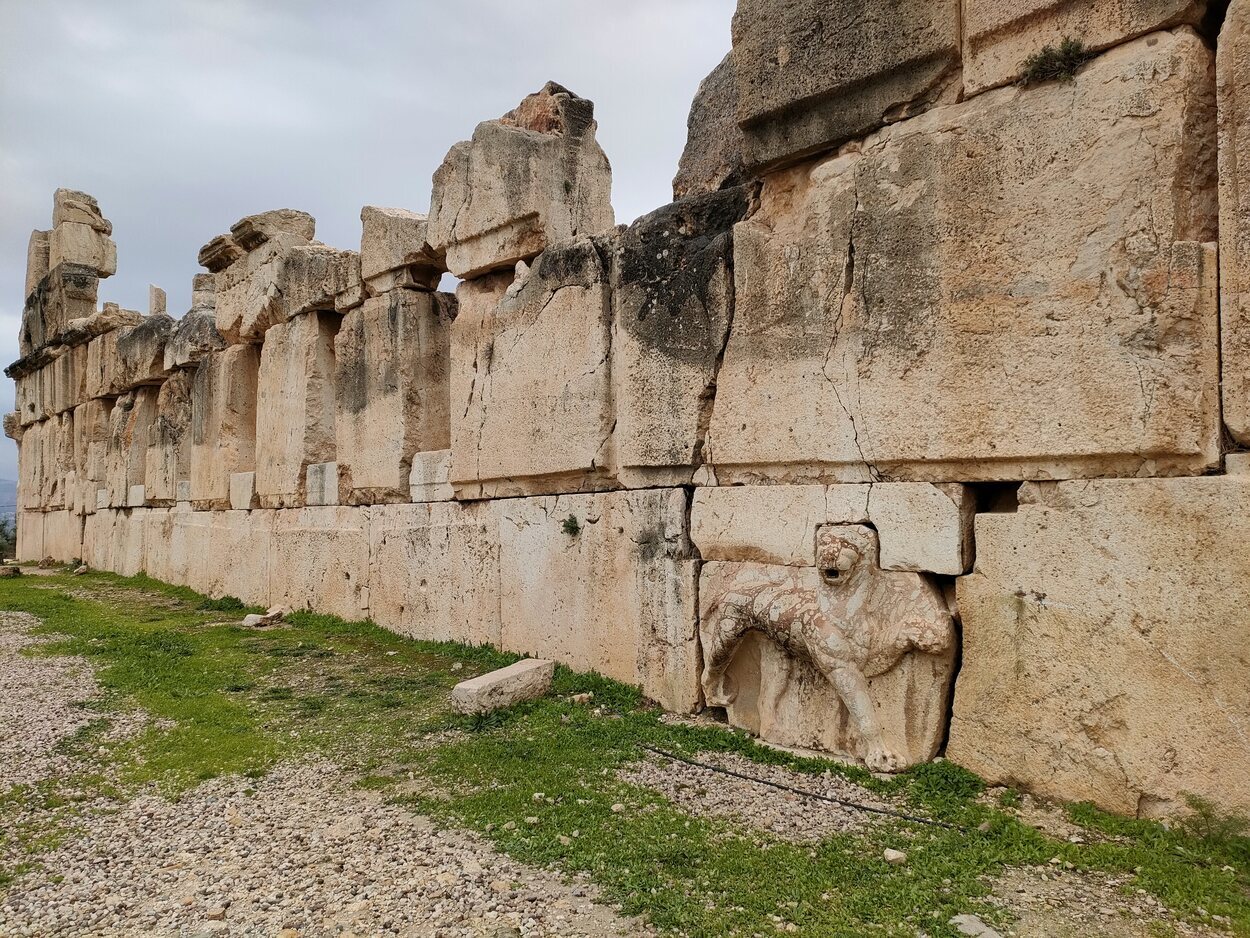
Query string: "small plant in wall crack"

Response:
xmin=1019 ymin=37 xmax=1093 ymax=85
xmin=560 ymin=515 xmax=581 ymax=537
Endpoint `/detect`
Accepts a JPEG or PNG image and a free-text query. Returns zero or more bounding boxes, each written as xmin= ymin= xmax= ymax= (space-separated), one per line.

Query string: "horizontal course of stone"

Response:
xmin=10 ymin=2 xmax=1250 ymax=819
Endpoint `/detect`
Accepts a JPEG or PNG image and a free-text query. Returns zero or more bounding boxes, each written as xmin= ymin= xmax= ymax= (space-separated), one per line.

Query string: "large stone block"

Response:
xmin=964 ymin=0 xmax=1208 ymax=95
xmin=708 ymin=30 xmax=1219 ymax=484
xmin=52 ymin=189 xmax=111 ymax=234
xmin=16 ymin=509 xmax=44 ymax=562
xmin=496 ymin=488 xmax=700 ymax=712
xmin=48 ymin=222 xmax=116 ymax=277
xmin=450 ymin=240 xmax=614 ymax=500
xmin=256 ymin=311 xmax=338 ymax=507
xmin=42 ymin=509 xmax=84 ymax=562
xmin=359 ymin=206 xmax=441 ymax=288
xmin=20 ymin=263 xmax=99 ymax=356
xmin=335 ymin=290 xmax=454 ymax=503
xmin=25 ymin=230 xmax=49 ymax=300
xmin=85 ymin=314 xmax=173 ymax=398
xmin=1220 ymin=1 xmax=1250 ymax=445
xmin=948 ymin=476 xmax=1250 ymax=817
xmin=367 ymin=502 xmax=501 ymax=647
xmin=673 ymin=54 xmax=746 ymax=200
xmin=189 ymin=345 xmax=260 ymax=508
xmin=730 ymin=0 xmax=960 ymax=171
xmin=105 ymin=388 xmax=159 ymax=508
xmin=145 ymin=369 xmax=194 ymax=504
xmin=699 ymin=525 xmax=957 ymax=768
xmin=216 ymin=243 xmax=357 ymax=345
xmin=163 ymin=310 xmax=225 ymax=371
xmin=613 ymin=188 xmax=752 ymax=487
xmin=691 ymin=482 xmax=972 ymax=575
xmin=37 ymin=412 xmax=74 ymax=511
xmin=74 ymin=398 xmax=113 ymax=514
xmin=428 ymin=83 xmax=615 ymax=279
xmin=48 ymin=344 xmax=88 ymax=415
xmin=270 ymin=507 xmax=369 ymax=621
xmin=156 ymin=510 xmax=272 ymax=606
xmin=83 ymin=508 xmax=159 ymax=578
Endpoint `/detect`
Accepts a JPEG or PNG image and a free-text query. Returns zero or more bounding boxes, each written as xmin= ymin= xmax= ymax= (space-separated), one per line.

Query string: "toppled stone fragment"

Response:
xmin=450 ymin=659 xmax=556 ymax=715
xmin=52 ymin=189 xmax=111 ymax=234
xmin=673 ymin=54 xmax=747 ymax=200
xmin=964 ymin=0 xmax=1207 ymax=94
xmin=359 ymin=206 xmax=442 ymax=287
xmin=229 ymin=209 xmax=315 ymax=251
xmin=428 ymin=82 xmax=615 ymax=279
xmin=163 ymin=310 xmax=226 ymax=371
xmin=731 ymin=0 xmax=960 ymax=171
xmin=59 ymin=304 xmax=145 ymax=350
xmin=198 ymin=235 xmax=243 ymax=273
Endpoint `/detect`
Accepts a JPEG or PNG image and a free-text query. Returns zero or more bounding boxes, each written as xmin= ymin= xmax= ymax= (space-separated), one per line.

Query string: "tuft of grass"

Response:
xmin=560 ymin=514 xmax=581 ymax=536
xmin=1019 ymin=37 xmax=1093 ymax=85
xmin=198 ymin=595 xmax=246 ymax=612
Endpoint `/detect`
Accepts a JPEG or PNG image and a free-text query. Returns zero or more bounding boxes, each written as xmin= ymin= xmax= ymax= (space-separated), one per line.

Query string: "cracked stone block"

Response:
xmin=451 ymin=659 xmax=556 ymax=715
xmin=145 ymin=369 xmax=194 ymax=505
xmin=450 ymin=238 xmax=615 ymax=500
xmin=104 ymin=389 xmax=158 ymax=509
xmin=335 ymin=290 xmax=455 ymax=504
xmin=189 ymin=344 xmax=260 ymax=508
xmin=409 ymin=449 xmax=453 ymax=503
xmin=612 ymin=187 xmax=752 ymax=488
xmin=25 ymin=230 xmax=50 ymax=300
xmin=216 ymin=243 xmax=357 ymax=345
xmin=256 ymin=311 xmax=338 ymax=508
xmin=58 ymin=304 xmax=145 ymax=349
xmin=305 ymin=461 xmax=339 ymax=507
xmin=86 ymin=314 xmax=174 ymax=398
xmin=367 ymin=502 xmax=502 ymax=646
xmin=1220 ymin=2 xmax=1250 ymax=445
xmin=497 ymin=488 xmax=700 ymax=712
xmin=163 ymin=310 xmax=226 ymax=371
xmin=964 ymin=1 xmax=1208 ymax=95
xmin=20 ymin=263 xmax=99 ymax=356
xmin=359 ymin=206 xmax=442 ymax=288
xmin=948 ymin=476 xmax=1250 ymax=818
xmin=269 ymin=507 xmax=369 ymax=621
xmin=53 ymin=189 xmax=111 ymax=234
xmin=673 ymin=53 xmax=747 ymax=200
xmin=731 ymin=0 xmax=960 ymax=171
xmin=709 ymin=30 xmax=1219 ymax=484
xmin=48 ymin=221 xmax=116 ymax=277
xmin=428 ymin=82 xmax=615 ymax=279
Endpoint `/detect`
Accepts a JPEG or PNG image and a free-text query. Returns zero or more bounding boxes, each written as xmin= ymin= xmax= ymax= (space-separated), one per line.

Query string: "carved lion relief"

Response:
xmin=699 ymin=524 xmax=957 ymax=771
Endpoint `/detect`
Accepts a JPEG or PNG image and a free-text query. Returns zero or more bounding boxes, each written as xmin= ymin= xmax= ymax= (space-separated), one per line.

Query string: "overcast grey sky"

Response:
xmin=0 ymin=0 xmax=735 ymax=483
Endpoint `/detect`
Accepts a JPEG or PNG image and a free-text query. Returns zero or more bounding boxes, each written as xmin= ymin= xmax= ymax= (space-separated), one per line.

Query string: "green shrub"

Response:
xmin=1019 ymin=38 xmax=1092 ymax=85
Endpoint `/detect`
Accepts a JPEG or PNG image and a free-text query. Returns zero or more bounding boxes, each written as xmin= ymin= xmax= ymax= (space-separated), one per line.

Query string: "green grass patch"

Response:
xmin=0 ymin=570 xmax=1248 ymax=936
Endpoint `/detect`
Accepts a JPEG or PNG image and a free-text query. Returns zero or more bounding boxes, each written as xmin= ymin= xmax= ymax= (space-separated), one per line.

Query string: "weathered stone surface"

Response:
xmin=270 ymin=507 xmax=370 ymax=621
xmin=709 ymin=30 xmax=1219 ymax=484
xmin=189 ymin=345 xmax=260 ymax=508
xmin=86 ymin=315 xmax=174 ymax=398
xmin=148 ymin=285 xmax=166 ymax=316
xmin=49 ymin=222 xmax=116 ymax=277
xmin=366 ymin=501 xmax=502 ymax=646
xmin=190 ymin=273 xmax=216 ymax=311
xmin=428 ymin=83 xmax=615 ymax=279
xmin=673 ymin=54 xmax=747 ymax=200
xmin=145 ymin=369 xmax=194 ymax=504
xmin=451 ymin=659 xmax=556 ymax=714
xmin=229 ymin=471 xmax=257 ymax=511
xmin=965 ymin=0 xmax=1207 ymax=95
xmin=613 ymin=188 xmax=752 ymax=486
xmin=451 ymin=240 xmax=614 ymax=500
xmin=305 ymin=462 xmax=339 ymax=506
xmin=700 ymin=524 xmax=957 ymax=769
xmin=105 ymin=389 xmax=159 ymax=508
xmin=216 ymin=242 xmax=355 ymax=345
xmin=83 ymin=508 xmax=161 ymax=578
xmin=58 ymin=304 xmax=145 ymax=349
xmin=152 ymin=509 xmax=272 ymax=607
xmin=52 ymin=189 xmax=111 ymax=234
xmin=3 ymin=412 xmax=21 ymax=442
xmin=336 ymin=290 xmax=455 ymax=503
xmin=731 ymin=0 xmax=960 ymax=171
xmin=48 ymin=343 xmax=88 ymax=416
xmin=74 ymin=398 xmax=113 ymax=515
xmin=409 ymin=449 xmax=453 ymax=503
xmin=25 ymin=230 xmax=50 ymax=300
xmin=198 ymin=235 xmax=243 ymax=273
xmin=28 ymin=509 xmax=84 ymax=563
xmin=20 ymin=263 xmax=99 ymax=356
xmin=163 ymin=310 xmax=226 ymax=371
xmin=256 ymin=312 xmax=338 ymax=507
xmin=948 ymin=476 xmax=1250 ymax=817
xmin=869 ymin=483 xmax=973 ymax=575
xmin=497 ymin=489 xmax=700 ymax=711
xmin=230 ymin=209 xmax=315 ymax=251
xmin=359 ymin=206 xmax=442 ymax=287
xmin=126 ymin=484 xmax=146 ymax=508
xmin=1220 ymin=1 xmax=1250 ymax=445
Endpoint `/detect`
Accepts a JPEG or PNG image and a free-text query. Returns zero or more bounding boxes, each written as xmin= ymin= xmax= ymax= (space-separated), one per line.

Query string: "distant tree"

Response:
xmin=0 ymin=516 xmax=16 ymax=560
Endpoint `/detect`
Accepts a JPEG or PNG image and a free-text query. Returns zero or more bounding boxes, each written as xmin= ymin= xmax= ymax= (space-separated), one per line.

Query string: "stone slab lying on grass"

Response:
xmin=450 ymin=659 xmax=556 ymax=715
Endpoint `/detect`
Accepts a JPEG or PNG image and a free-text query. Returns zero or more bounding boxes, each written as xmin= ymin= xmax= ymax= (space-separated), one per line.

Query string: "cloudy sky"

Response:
xmin=0 ymin=0 xmax=735 ymax=483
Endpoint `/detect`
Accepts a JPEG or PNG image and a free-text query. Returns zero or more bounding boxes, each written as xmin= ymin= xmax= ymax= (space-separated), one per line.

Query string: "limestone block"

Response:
xmin=731 ymin=0 xmax=960 ymax=171
xmin=25 ymin=230 xmax=50 ymax=300
xmin=965 ymin=0 xmax=1207 ymax=95
xmin=20 ymin=263 xmax=99 ymax=356
xmin=700 ymin=525 xmax=957 ymax=769
xmin=451 ymin=659 xmax=556 ymax=715
xmin=450 ymin=240 xmax=615 ymax=500
xmin=305 ymin=462 xmax=339 ymax=507
xmin=59 ymin=304 xmax=145 ymax=349
xmin=948 ymin=476 xmax=1250 ymax=817
xmin=105 ymin=389 xmax=158 ymax=507
xmin=229 ymin=472 xmax=256 ymax=511
xmin=189 ymin=345 xmax=260 ymax=508
xmin=75 ymin=398 xmax=113 ymax=513
xmin=191 ymin=273 xmax=216 ymax=311
xmin=709 ymin=31 xmax=1219 ymax=484
xmin=47 ymin=345 xmax=87 ymax=416
xmin=158 ymin=510 xmax=272 ymax=606
xmin=409 ymin=449 xmax=453 ymax=503
xmin=496 ymin=489 xmax=700 ymax=711
xmin=3 ymin=412 xmax=21 ymax=442
xmin=256 ymin=312 xmax=337 ymax=507
xmin=230 ymin=209 xmax=315 ymax=251
xmin=36 ymin=413 xmax=74 ymax=511
xmin=1220 ymin=2 xmax=1250 ymax=445
xmin=145 ymin=369 xmax=194 ymax=504
xmin=270 ymin=507 xmax=369 ymax=621
xmin=366 ymin=502 xmax=502 ymax=646
xmin=163 ymin=310 xmax=225 ymax=371
xmin=428 ymin=83 xmax=615 ymax=279
xmin=673 ymin=54 xmax=746 ymax=200
xmin=335 ymin=291 xmax=454 ymax=503
xmin=213 ymin=231 xmax=314 ymax=344
xmin=16 ymin=510 xmax=43 ymax=561
xmin=613 ymin=188 xmax=752 ymax=487
xmin=176 ymin=480 xmax=191 ymax=503
xmin=126 ymin=484 xmax=146 ymax=508
xmin=41 ymin=509 xmax=83 ymax=562
xmin=17 ymin=422 xmax=42 ymax=511
xmin=359 ymin=206 xmax=441 ymax=286
xmin=15 ymin=366 xmax=50 ymax=427
xmin=83 ymin=508 xmax=156 ymax=578
xmin=198 ymin=235 xmax=243 ymax=273
xmin=52 ymin=189 xmax=111 ymax=234
xmin=86 ymin=315 xmax=173 ymax=398
xmin=49 ymin=222 xmax=116 ymax=277
xmin=148 ymin=285 xmax=166 ymax=316
xmin=869 ymin=483 xmax=973 ymax=575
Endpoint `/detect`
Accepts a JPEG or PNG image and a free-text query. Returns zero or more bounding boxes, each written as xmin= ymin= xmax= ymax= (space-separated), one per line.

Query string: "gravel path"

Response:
xmin=619 ymin=749 xmax=897 ymax=841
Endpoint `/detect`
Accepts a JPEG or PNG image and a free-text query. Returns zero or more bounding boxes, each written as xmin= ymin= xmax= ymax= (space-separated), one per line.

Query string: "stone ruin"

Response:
xmin=9 ymin=1 xmax=1250 ymax=820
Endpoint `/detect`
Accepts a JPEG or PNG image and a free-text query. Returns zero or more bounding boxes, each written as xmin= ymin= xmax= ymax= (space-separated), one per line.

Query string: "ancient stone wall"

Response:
xmin=10 ymin=6 xmax=1250 ymax=818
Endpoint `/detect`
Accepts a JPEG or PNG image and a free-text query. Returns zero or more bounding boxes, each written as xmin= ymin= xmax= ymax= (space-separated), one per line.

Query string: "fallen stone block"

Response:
xmin=731 ymin=0 xmax=960 ymax=171
xmin=450 ymin=659 xmax=556 ymax=715
xmin=428 ymin=82 xmax=615 ymax=278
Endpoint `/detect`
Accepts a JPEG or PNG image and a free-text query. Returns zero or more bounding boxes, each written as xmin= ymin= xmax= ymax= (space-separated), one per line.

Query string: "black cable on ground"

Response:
xmin=640 ymin=744 xmax=967 ymax=833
